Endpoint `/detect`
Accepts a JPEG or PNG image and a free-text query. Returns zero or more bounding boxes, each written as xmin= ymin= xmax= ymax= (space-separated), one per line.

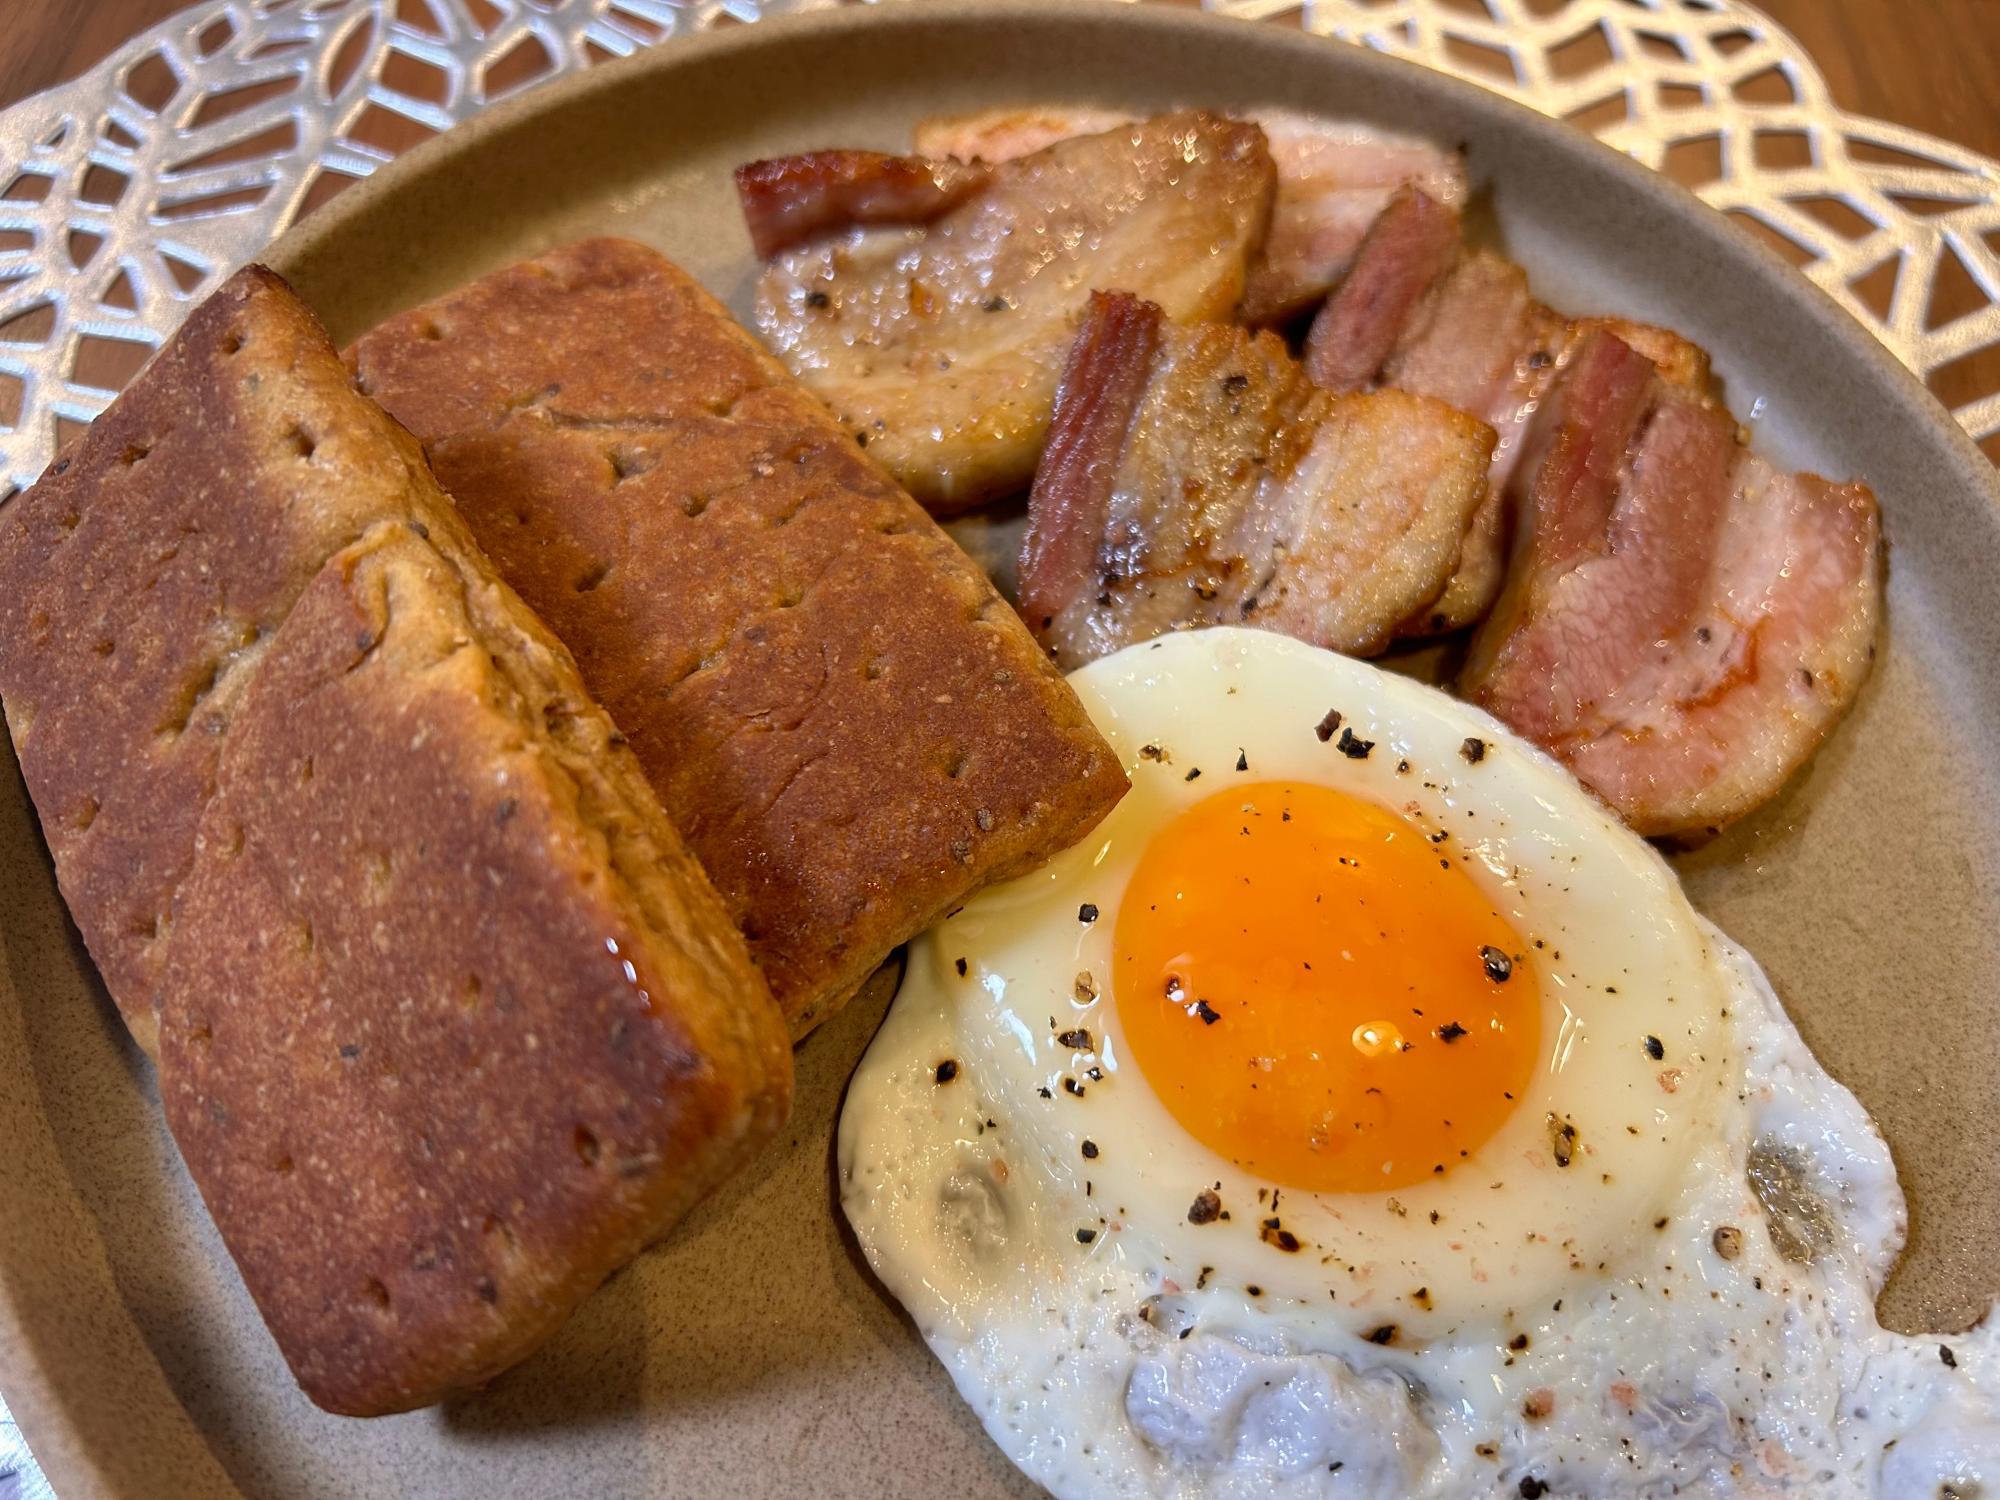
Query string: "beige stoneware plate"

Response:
xmin=3 ymin=4 xmax=1997 ymax=1496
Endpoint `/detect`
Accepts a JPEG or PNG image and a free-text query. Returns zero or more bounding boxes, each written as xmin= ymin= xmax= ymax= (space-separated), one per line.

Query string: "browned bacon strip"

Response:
xmin=1304 ymin=199 xmax=1719 ymax=634
xmin=1022 ymin=292 xmax=1495 ymax=670
xmin=1564 ymin=468 xmax=1879 ymax=835
xmin=1463 ymin=328 xmax=1883 ymax=836
xmin=734 ymin=150 xmax=992 ymax=259
xmin=1019 ymin=291 xmax=1162 ymax=634
xmin=1475 ymin=326 xmax=1658 ymax=657
xmin=1301 ymin=186 xmax=1460 ymax=393
xmin=751 ymin=112 xmax=1274 ymax=513
xmin=912 ymin=106 xmax=1469 ymax=326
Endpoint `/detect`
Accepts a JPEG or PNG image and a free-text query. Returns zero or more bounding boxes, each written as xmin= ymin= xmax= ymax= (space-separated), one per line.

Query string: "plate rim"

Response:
xmin=7 ymin=4 xmax=1997 ymax=1495
xmin=264 ymin=0 xmax=2000 ymax=511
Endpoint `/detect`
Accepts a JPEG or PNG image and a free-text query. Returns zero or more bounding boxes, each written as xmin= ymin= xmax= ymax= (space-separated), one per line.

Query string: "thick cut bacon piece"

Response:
xmin=1021 ymin=292 xmax=1495 ymax=670
xmin=1305 ymin=189 xmax=1716 ymax=632
xmin=911 ymin=106 xmax=1134 ymax=165
xmin=733 ymin=150 xmax=993 ymax=259
xmin=1302 ymin=186 xmax=1463 ymax=395
xmin=912 ymin=106 xmax=1467 ymax=325
xmin=1463 ymin=328 xmax=1883 ymax=836
xmin=751 ymin=112 xmax=1274 ymax=513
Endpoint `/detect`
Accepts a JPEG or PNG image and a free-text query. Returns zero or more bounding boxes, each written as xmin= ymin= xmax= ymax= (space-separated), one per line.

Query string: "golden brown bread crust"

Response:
xmin=0 ymin=263 xmax=789 ymax=1413
xmin=349 ymin=238 xmax=1128 ymax=1035
xmin=0 ymin=265 xmax=467 ymax=1053
xmin=156 ymin=520 xmax=790 ymax=1416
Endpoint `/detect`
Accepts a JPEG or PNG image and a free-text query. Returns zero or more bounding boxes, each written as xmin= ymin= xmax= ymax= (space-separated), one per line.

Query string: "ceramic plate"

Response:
xmin=4 ymin=4 xmax=1997 ymax=1495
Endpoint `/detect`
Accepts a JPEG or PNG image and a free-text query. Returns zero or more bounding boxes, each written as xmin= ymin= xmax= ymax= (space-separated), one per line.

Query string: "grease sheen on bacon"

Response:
xmin=1463 ymin=328 xmax=1883 ymax=837
xmin=912 ymin=105 xmax=1469 ymax=325
xmin=1021 ymin=291 xmax=1495 ymax=671
xmin=750 ymin=112 xmax=1275 ymax=514
xmin=734 ymin=150 xmax=994 ymax=260
xmin=1304 ymin=186 xmax=1717 ymax=633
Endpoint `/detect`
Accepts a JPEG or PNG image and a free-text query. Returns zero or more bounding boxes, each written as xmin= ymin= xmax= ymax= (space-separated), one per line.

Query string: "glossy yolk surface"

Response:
xmin=1114 ymin=782 xmax=1540 ymax=1193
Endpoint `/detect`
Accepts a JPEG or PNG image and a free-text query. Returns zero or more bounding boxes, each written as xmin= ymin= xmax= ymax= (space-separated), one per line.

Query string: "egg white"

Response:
xmin=851 ymin=627 xmax=1736 ymax=1342
xmin=839 ymin=629 xmax=2000 ymax=1497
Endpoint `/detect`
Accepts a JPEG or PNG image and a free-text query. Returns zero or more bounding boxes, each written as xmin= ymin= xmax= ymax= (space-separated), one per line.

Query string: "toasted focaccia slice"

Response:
xmin=0 ymin=266 xmax=468 ymax=1052
xmin=350 ymin=237 xmax=1127 ymax=1037
xmin=156 ymin=517 xmax=791 ymax=1417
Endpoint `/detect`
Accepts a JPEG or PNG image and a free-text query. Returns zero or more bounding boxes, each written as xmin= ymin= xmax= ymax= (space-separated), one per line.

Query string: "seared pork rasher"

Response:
xmin=734 ymin=151 xmax=993 ymax=260
xmin=1305 ymin=187 xmax=1717 ymax=632
xmin=745 ymin=112 xmax=1274 ymax=513
xmin=1020 ymin=292 xmax=1495 ymax=671
xmin=1463 ymin=328 xmax=1883 ymax=837
xmin=913 ymin=105 xmax=1469 ymax=325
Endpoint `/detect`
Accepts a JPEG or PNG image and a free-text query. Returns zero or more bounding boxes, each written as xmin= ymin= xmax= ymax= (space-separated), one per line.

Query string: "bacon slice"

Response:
xmin=1021 ymin=292 xmax=1495 ymax=670
xmin=733 ymin=150 xmax=993 ymax=259
xmin=1301 ymin=187 xmax=1462 ymax=394
xmin=1017 ymin=290 xmax=1161 ymax=635
xmin=911 ymin=105 xmax=1135 ymax=165
xmin=912 ymin=106 xmax=1468 ymax=325
xmin=1463 ymin=328 xmax=1883 ymax=836
xmin=1305 ymin=191 xmax=1717 ymax=633
xmin=750 ymin=112 xmax=1274 ymax=513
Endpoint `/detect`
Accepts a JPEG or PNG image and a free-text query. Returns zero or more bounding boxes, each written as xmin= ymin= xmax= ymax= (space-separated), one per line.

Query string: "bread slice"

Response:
xmin=156 ymin=519 xmax=789 ymax=1415
xmin=0 ymin=266 xmax=467 ymax=1052
xmin=0 ymin=264 xmax=790 ymax=1414
xmin=349 ymin=238 xmax=1128 ymax=1035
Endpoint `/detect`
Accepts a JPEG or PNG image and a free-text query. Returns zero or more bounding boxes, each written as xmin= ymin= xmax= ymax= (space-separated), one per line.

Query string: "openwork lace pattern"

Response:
xmin=0 ymin=0 xmax=1994 ymax=494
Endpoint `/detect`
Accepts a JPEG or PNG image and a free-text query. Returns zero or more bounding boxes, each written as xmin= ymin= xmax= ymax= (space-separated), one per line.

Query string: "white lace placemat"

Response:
xmin=2 ymin=0 xmax=1996 ymax=1488
xmin=2 ymin=0 xmax=1998 ymax=499
xmin=0 ymin=1389 xmax=55 ymax=1500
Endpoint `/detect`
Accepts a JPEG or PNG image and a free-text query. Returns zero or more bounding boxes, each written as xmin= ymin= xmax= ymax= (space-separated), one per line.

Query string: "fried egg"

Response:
xmin=838 ymin=627 xmax=1998 ymax=1497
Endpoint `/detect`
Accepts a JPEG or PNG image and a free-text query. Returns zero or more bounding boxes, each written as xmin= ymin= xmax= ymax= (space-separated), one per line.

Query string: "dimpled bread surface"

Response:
xmin=0 ymin=266 xmax=469 ymax=1053
xmin=157 ymin=520 xmax=790 ymax=1416
xmin=349 ymin=237 xmax=1127 ymax=1036
xmin=0 ymin=264 xmax=791 ymax=1415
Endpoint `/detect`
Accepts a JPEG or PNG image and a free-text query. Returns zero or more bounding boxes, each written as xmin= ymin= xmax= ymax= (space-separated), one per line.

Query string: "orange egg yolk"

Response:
xmin=1114 ymin=782 xmax=1540 ymax=1193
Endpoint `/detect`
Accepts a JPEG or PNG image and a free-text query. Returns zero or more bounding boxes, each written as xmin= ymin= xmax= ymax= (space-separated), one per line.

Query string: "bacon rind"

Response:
xmin=1022 ymin=296 xmax=1494 ymax=669
xmin=1463 ymin=329 xmax=1659 ymax=709
xmin=1020 ymin=291 xmax=1164 ymax=633
xmin=734 ymin=150 xmax=992 ymax=259
xmin=914 ymin=106 xmax=1469 ymax=326
xmin=1463 ymin=329 xmax=1884 ymax=836
xmin=1301 ymin=186 xmax=1461 ymax=393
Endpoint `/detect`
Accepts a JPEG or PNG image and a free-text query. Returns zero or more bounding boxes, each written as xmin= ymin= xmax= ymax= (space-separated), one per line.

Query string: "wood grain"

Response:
xmin=0 ymin=0 xmax=192 ymax=110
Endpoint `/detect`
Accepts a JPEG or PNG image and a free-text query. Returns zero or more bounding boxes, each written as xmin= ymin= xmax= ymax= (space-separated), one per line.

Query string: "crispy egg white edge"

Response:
xmin=836 ymin=630 xmax=1999 ymax=1498
xmin=855 ymin=627 xmax=1738 ymax=1338
xmin=843 ymin=919 xmax=1999 ymax=1497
